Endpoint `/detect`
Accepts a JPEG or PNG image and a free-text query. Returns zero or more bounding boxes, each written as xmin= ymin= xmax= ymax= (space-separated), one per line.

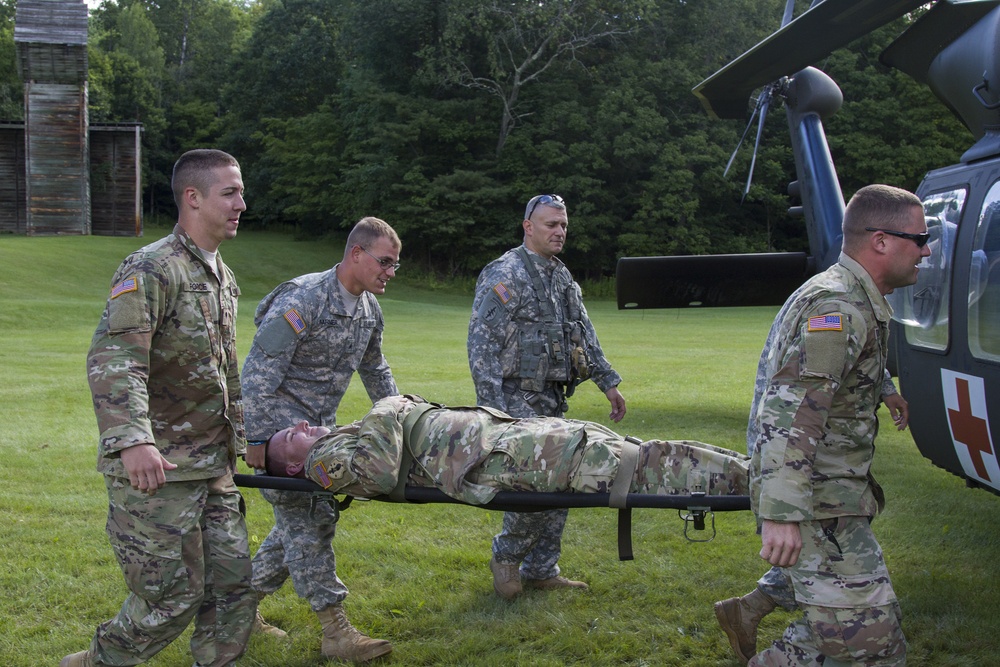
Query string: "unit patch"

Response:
xmin=284 ymin=308 xmax=306 ymax=334
xmin=808 ymin=314 xmax=842 ymax=331
xmin=110 ymin=276 xmax=138 ymax=299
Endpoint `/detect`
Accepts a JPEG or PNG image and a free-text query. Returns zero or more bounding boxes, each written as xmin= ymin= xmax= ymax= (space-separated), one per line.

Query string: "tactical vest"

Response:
xmin=514 ymin=246 xmax=591 ymax=394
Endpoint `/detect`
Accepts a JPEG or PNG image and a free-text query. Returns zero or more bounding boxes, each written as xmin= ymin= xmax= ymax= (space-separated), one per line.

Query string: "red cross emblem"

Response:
xmin=942 ymin=370 xmax=996 ymax=484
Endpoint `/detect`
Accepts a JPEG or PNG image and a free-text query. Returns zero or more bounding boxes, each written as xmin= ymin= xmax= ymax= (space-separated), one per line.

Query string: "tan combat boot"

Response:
xmin=316 ymin=603 xmax=392 ymax=663
xmin=253 ymin=608 xmax=289 ymax=640
xmin=525 ymin=575 xmax=589 ymax=592
xmin=489 ymin=557 xmax=522 ymax=599
xmin=59 ymin=650 xmax=93 ymax=667
xmin=713 ymin=588 xmax=778 ymax=665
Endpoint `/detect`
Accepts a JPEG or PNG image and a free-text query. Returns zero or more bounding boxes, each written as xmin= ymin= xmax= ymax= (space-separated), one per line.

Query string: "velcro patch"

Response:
xmin=493 ymin=282 xmax=512 ymax=304
xmin=284 ymin=308 xmax=306 ymax=334
xmin=313 ymin=461 xmax=332 ymax=488
xmin=808 ymin=314 xmax=842 ymax=331
xmin=111 ymin=276 xmax=138 ymax=299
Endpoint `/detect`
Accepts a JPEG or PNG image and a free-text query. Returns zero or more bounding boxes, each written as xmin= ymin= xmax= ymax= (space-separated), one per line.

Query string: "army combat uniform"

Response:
xmin=747 ymin=282 xmax=903 ymax=614
xmin=86 ymin=225 xmax=253 ymax=667
xmin=748 ymin=254 xmax=905 ymax=666
xmin=468 ymin=245 xmax=622 ymax=580
xmin=242 ymin=267 xmax=397 ymax=612
xmin=299 ymin=395 xmax=749 ymax=502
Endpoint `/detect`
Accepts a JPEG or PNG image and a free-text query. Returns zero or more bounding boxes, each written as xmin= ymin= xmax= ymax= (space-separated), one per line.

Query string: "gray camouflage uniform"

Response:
xmin=468 ymin=245 xmax=622 ymax=580
xmin=748 ymin=254 xmax=905 ymax=666
xmin=242 ymin=266 xmax=397 ymax=611
xmin=86 ymin=224 xmax=253 ymax=667
xmin=300 ymin=396 xmax=748 ymax=502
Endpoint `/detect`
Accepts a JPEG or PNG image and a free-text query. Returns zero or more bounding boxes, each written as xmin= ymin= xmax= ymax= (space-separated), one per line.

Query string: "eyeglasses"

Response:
xmin=360 ymin=246 xmax=400 ymax=272
xmin=864 ymin=227 xmax=930 ymax=248
xmin=526 ymin=194 xmax=565 ymax=220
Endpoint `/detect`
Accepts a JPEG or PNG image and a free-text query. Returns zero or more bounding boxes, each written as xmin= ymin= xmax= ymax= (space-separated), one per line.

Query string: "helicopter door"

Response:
xmin=890 ymin=176 xmax=1000 ymax=494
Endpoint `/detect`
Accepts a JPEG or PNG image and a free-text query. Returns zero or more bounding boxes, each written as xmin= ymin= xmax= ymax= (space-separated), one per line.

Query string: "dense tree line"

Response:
xmin=0 ymin=0 xmax=968 ymax=278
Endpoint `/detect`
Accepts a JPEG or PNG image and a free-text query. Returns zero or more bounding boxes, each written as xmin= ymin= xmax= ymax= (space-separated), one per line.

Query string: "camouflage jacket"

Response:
xmin=87 ymin=224 xmax=245 ymax=479
xmin=467 ymin=246 xmax=621 ymax=412
xmin=746 ymin=285 xmax=899 ymax=458
xmin=242 ymin=266 xmax=396 ymax=440
xmin=304 ymin=396 xmax=749 ymax=503
xmin=750 ymin=254 xmax=890 ymax=522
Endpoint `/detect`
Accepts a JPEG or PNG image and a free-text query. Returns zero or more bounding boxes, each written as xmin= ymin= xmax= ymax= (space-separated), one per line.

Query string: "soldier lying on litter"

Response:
xmin=261 ymin=395 xmax=749 ymax=502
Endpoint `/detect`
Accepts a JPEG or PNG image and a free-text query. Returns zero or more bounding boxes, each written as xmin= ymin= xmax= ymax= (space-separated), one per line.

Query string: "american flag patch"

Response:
xmin=493 ymin=282 xmax=511 ymax=304
xmin=313 ymin=461 xmax=332 ymax=488
xmin=808 ymin=314 xmax=843 ymax=331
xmin=284 ymin=308 xmax=306 ymax=334
xmin=111 ymin=276 xmax=138 ymax=299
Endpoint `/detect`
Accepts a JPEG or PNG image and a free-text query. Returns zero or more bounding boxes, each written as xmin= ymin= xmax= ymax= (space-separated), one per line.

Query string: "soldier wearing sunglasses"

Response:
xmin=715 ymin=185 xmax=930 ymax=666
xmin=468 ymin=194 xmax=627 ymax=600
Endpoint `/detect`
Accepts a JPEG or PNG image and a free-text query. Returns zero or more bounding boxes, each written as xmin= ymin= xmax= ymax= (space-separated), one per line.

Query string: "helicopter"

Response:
xmin=616 ymin=0 xmax=1000 ymax=495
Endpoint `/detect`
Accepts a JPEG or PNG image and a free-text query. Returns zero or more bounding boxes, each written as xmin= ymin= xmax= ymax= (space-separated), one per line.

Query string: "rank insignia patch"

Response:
xmin=493 ymin=282 xmax=512 ymax=304
xmin=808 ymin=314 xmax=843 ymax=331
xmin=284 ymin=308 xmax=306 ymax=334
xmin=111 ymin=276 xmax=138 ymax=299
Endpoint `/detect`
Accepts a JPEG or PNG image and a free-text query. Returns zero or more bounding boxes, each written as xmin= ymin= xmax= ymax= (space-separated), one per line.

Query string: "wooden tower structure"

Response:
xmin=1 ymin=0 xmax=143 ymax=236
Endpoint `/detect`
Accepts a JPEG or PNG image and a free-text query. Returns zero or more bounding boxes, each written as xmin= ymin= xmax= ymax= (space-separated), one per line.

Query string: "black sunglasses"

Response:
xmin=526 ymin=194 xmax=564 ymax=220
xmin=864 ymin=227 xmax=930 ymax=248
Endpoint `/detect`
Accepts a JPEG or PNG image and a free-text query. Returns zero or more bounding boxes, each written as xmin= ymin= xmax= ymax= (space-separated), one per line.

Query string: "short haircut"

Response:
xmin=524 ymin=194 xmax=566 ymax=221
xmin=171 ymin=149 xmax=240 ymax=209
xmin=843 ymin=184 xmax=923 ymax=251
xmin=345 ymin=217 xmax=401 ymax=258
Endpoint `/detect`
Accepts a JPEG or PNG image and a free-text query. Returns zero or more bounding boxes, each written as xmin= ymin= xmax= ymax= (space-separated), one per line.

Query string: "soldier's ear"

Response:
xmin=287 ymin=461 xmax=305 ymax=477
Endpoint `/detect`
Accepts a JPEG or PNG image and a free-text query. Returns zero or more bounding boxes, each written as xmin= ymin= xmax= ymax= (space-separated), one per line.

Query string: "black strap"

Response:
xmin=515 ymin=245 xmax=557 ymax=323
xmin=390 ymin=402 xmax=437 ymax=502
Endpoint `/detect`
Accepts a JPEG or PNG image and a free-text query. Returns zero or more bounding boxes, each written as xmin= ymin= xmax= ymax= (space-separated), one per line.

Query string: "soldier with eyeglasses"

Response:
xmin=468 ymin=194 xmax=627 ymax=600
xmin=241 ymin=216 xmax=401 ymax=663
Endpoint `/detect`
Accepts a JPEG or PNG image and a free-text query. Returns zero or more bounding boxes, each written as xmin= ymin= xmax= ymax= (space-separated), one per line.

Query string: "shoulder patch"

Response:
xmin=313 ymin=461 xmax=332 ymax=488
xmin=110 ymin=276 xmax=138 ymax=299
xmin=493 ymin=282 xmax=512 ymax=304
xmin=284 ymin=308 xmax=306 ymax=334
xmin=807 ymin=314 xmax=842 ymax=331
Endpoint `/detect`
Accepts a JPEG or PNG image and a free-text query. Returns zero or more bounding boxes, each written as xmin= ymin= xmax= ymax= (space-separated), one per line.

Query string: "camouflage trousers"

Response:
xmin=494 ymin=380 xmax=569 ymax=580
xmin=92 ymin=473 xmax=254 ymax=667
xmin=750 ymin=516 xmax=905 ymax=666
xmin=252 ymin=486 xmax=348 ymax=611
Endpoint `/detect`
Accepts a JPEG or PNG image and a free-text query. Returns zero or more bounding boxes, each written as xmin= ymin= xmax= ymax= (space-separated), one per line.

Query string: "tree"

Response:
xmin=425 ymin=0 xmax=652 ymax=156
xmin=0 ymin=0 xmax=21 ymax=120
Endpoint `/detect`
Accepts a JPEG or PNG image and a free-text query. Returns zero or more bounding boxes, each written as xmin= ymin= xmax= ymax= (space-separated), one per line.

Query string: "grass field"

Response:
xmin=1 ymin=225 xmax=998 ymax=666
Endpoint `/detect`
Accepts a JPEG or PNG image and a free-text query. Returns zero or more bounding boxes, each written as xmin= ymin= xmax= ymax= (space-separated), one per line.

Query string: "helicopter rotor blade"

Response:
xmin=742 ymin=87 xmax=773 ymax=201
xmin=693 ymin=0 xmax=929 ymax=120
xmin=723 ymin=96 xmax=761 ymax=178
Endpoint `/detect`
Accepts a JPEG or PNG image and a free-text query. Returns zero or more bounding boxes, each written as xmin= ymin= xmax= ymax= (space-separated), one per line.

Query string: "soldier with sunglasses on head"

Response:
xmin=468 ymin=194 xmax=626 ymax=600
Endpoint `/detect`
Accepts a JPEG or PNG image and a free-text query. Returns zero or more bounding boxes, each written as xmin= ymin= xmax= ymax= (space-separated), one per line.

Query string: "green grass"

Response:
xmin=1 ymin=227 xmax=998 ymax=666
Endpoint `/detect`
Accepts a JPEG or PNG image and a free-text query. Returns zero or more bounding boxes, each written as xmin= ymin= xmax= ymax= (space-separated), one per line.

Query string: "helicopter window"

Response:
xmin=888 ymin=188 xmax=965 ymax=351
xmin=969 ymin=189 xmax=1000 ymax=362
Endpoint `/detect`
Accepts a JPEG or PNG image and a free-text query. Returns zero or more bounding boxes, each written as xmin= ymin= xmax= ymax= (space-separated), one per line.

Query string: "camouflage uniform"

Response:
xmin=86 ymin=224 xmax=253 ymax=667
xmin=468 ymin=245 xmax=622 ymax=580
xmin=748 ymin=254 xmax=905 ymax=666
xmin=301 ymin=396 xmax=748 ymax=501
xmin=242 ymin=267 xmax=396 ymax=611
xmin=747 ymin=284 xmax=901 ymax=612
